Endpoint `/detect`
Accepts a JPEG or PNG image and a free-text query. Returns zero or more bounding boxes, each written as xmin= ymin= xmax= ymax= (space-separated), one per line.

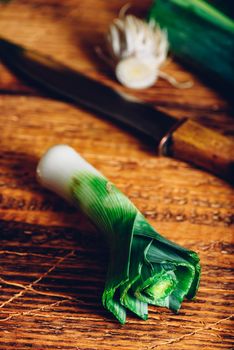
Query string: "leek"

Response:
xmin=37 ymin=145 xmax=200 ymax=324
xmin=148 ymin=0 xmax=234 ymax=90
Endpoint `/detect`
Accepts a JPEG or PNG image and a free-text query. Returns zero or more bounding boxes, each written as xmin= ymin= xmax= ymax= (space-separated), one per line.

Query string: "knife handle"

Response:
xmin=159 ymin=118 xmax=234 ymax=182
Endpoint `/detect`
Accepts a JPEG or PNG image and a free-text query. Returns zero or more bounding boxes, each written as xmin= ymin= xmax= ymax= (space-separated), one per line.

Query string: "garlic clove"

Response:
xmin=115 ymin=56 xmax=158 ymax=89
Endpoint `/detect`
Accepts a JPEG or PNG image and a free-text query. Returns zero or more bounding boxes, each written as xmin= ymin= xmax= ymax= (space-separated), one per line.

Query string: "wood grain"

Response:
xmin=169 ymin=118 xmax=234 ymax=182
xmin=0 ymin=1 xmax=233 ymax=349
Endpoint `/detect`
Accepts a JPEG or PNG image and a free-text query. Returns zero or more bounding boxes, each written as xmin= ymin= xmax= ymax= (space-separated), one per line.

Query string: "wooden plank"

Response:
xmin=0 ymin=0 xmax=233 ymax=349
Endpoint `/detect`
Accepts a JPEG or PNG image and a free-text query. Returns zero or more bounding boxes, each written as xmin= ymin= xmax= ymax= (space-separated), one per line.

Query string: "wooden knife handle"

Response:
xmin=159 ymin=118 xmax=234 ymax=183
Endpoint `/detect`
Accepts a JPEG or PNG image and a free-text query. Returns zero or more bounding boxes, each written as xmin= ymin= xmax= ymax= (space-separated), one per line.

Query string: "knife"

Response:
xmin=0 ymin=37 xmax=233 ymax=182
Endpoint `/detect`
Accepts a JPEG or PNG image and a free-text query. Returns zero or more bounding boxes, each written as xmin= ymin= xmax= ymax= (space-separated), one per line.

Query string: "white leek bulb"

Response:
xmin=36 ymin=144 xmax=99 ymax=203
xmin=98 ymin=9 xmax=192 ymax=89
xmin=104 ymin=13 xmax=168 ymax=89
xmin=116 ymin=57 xmax=159 ymax=89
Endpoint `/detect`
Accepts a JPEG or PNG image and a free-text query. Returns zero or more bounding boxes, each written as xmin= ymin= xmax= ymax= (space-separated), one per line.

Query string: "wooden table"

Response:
xmin=0 ymin=1 xmax=233 ymax=349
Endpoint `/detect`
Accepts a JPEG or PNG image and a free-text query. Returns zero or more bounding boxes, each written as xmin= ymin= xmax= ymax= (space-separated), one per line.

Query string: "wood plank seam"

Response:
xmin=147 ymin=314 xmax=234 ymax=348
xmin=0 ymin=276 xmax=76 ymax=301
xmin=0 ymin=249 xmax=75 ymax=310
xmin=0 ymin=299 xmax=70 ymax=322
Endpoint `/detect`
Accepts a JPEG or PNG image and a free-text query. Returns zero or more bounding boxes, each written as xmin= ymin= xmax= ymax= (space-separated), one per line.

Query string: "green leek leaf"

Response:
xmin=148 ymin=0 xmax=234 ymax=91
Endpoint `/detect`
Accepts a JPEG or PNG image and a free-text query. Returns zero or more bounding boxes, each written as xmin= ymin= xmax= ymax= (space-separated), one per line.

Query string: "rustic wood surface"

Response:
xmin=0 ymin=1 xmax=233 ymax=349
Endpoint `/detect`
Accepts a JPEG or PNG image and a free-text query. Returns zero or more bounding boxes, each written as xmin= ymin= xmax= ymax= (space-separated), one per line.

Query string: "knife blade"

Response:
xmin=0 ymin=37 xmax=175 ymax=142
xmin=0 ymin=37 xmax=233 ymax=182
